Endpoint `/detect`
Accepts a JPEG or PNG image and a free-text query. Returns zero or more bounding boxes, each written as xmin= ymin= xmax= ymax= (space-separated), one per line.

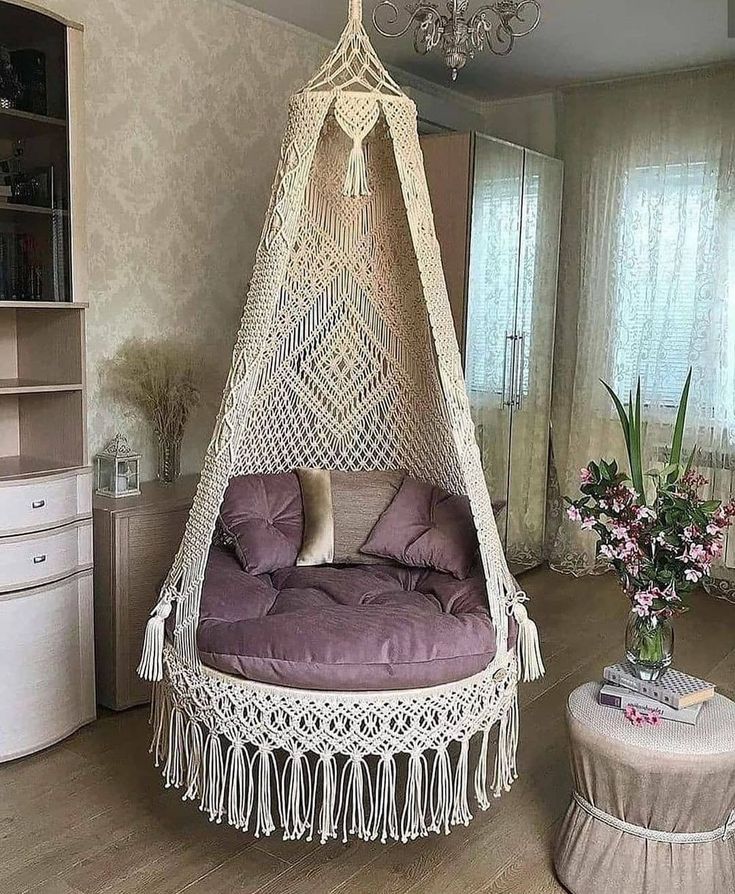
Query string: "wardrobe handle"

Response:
xmin=502 ymin=333 xmax=515 ymax=408
xmin=514 ymin=332 xmax=526 ymax=410
xmin=31 ymin=499 xmax=46 ymax=509
xmin=33 ymin=554 xmax=47 ymax=565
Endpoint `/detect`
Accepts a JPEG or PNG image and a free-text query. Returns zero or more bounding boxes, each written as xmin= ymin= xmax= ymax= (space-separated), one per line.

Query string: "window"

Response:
xmin=612 ymin=161 xmax=735 ymax=410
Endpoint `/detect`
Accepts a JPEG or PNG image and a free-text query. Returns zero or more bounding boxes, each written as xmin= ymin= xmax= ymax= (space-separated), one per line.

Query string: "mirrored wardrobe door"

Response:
xmin=465 ymin=135 xmax=525 ymax=540
xmin=506 ymin=150 xmax=563 ymax=569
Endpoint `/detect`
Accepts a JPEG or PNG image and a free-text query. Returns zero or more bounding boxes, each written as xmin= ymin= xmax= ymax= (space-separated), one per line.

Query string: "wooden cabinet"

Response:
xmin=93 ymin=476 xmax=197 ymax=710
xmin=0 ymin=3 xmax=93 ymax=763
xmin=422 ymin=132 xmax=563 ymax=572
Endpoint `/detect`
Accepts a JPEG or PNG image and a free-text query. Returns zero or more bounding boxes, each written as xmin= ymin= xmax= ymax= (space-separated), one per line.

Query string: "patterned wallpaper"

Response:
xmin=37 ymin=0 xmax=326 ymax=478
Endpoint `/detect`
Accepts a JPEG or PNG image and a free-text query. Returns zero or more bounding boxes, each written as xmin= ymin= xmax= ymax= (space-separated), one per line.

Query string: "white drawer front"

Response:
xmin=0 ymin=521 xmax=93 ymax=593
xmin=0 ymin=571 xmax=95 ymax=762
xmin=0 ymin=469 xmax=93 ymax=537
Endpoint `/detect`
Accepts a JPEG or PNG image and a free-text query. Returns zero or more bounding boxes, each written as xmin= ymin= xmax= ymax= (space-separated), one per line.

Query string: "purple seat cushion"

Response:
xmin=197 ymin=546 xmax=507 ymax=691
xmin=361 ymin=478 xmax=479 ymax=579
xmin=219 ymin=473 xmax=303 ymax=575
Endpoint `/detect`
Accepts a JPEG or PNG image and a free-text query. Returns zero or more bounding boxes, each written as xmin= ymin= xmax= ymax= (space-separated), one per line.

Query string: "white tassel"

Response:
xmin=316 ymin=753 xmax=338 ymax=843
xmin=183 ymin=719 xmax=203 ymax=801
xmin=372 ymin=754 xmax=398 ymax=844
xmin=401 ymin=751 xmax=428 ymax=842
xmin=451 ymin=739 xmax=472 ymax=827
xmin=200 ymin=732 xmax=224 ymax=822
xmin=343 ymin=138 xmax=370 ymax=197
xmin=224 ymin=743 xmax=249 ymax=829
xmin=339 ymin=756 xmax=372 ymax=842
xmin=281 ymin=751 xmax=311 ymax=841
xmin=149 ymin=682 xmax=167 ymax=766
xmin=255 ymin=749 xmax=276 ymax=838
xmin=429 ymin=746 xmax=452 ymax=835
xmin=163 ymin=707 xmax=184 ymax=789
xmin=137 ymin=600 xmax=173 ymax=682
xmin=493 ymin=693 xmax=519 ymax=797
xmin=512 ymin=602 xmax=545 ymax=682
xmin=474 ymin=729 xmax=491 ymax=810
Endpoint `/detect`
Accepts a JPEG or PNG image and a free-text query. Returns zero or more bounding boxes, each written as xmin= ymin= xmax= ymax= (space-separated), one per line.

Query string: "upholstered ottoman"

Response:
xmin=554 ymin=682 xmax=735 ymax=894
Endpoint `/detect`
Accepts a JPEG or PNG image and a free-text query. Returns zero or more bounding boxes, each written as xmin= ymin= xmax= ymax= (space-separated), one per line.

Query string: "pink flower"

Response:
xmin=634 ymin=591 xmax=654 ymax=607
xmin=646 ymin=711 xmax=662 ymax=727
xmin=636 ymin=506 xmax=656 ymax=521
xmin=633 ymin=604 xmax=650 ymax=618
xmin=684 ymin=568 xmax=702 ymax=582
xmin=567 ymin=506 xmax=582 ymax=522
xmin=580 ymin=468 xmax=594 ymax=484
xmin=581 ymin=517 xmax=596 ymax=531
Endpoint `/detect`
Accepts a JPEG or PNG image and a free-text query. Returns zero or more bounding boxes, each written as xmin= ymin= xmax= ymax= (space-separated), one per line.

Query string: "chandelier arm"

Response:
xmin=372 ymin=2 xmax=444 ymax=40
xmin=470 ymin=15 xmax=515 ymax=56
xmin=471 ymin=1 xmax=541 ymax=38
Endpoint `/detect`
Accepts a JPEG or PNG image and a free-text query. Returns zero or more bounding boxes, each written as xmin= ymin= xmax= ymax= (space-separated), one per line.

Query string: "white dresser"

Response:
xmin=0 ymin=468 xmax=95 ymax=762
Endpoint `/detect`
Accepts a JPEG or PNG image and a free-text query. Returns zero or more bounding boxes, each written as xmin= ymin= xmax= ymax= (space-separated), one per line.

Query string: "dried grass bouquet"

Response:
xmin=104 ymin=338 xmax=203 ymax=481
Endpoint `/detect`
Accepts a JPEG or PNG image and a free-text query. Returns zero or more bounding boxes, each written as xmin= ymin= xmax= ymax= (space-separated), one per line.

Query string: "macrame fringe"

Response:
xmin=137 ymin=600 xmax=173 ymax=682
xmin=493 ymin=692 xmax=519 ymax=797
xmin=512 ymin=602 xmax=545 ymax=682
xmin=343 ymin=138 xmax=370 ymax=197
xmin=148 ymin=684 xmax=520 ymax=844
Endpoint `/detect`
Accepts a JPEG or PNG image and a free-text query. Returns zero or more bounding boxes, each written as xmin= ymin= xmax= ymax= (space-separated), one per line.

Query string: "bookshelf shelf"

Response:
xmin=0 ymin=203 xmax=68 ymax=216
xmin=0 ymin=453 xmax=82 ymax=481
xmin=0 ymin=300 xmax=87 ymax=309
xmin=0 ymin=107 xmax=66 ymax=140
xmin=0 ymin=378 xmax=83 ymax=394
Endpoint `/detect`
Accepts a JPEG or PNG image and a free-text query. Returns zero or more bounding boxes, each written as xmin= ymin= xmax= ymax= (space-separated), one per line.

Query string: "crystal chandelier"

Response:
xmin=372 ymin=0 xmax=541 ymax=80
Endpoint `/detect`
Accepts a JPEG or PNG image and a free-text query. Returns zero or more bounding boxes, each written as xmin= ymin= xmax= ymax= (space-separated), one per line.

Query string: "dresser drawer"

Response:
xmin=0 ymin=468 xmax=93 ymax=537
xmin=0 ymin=571 xmax=95 ymax=762
xmin=0 ymin=520 xmax=93 ymax=593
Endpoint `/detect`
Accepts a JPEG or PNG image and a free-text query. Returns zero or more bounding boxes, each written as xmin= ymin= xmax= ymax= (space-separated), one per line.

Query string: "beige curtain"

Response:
xmin=549 ymin=66 xmax=735 ymax=597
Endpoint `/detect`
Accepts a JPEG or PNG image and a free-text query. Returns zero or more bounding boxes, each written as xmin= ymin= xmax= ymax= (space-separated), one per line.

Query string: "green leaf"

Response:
xmin=701 ymin=500 xmax=722 ymax=513
xmin=685 ymin=444 xmax=697 ymax=475
xmin=628 ymin=380 xmax=645 ymax=499
xmin=669 ymin=368 xmax=692 ymax=481
xmin=601 ymin=379 xmax=630 ymax=445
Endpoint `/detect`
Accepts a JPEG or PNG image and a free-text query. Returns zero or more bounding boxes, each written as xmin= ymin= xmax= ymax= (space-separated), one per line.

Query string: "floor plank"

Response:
xmin=0 ymin=569 xmax=731 ymax=894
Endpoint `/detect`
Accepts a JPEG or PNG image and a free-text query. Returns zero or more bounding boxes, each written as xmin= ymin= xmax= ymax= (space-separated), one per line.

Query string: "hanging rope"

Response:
xmin=349 ymin=0 xmax=363 ymax=22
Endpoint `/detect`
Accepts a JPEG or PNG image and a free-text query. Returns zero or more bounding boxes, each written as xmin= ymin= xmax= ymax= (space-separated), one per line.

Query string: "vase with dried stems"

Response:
xmin=104 ymin=338 xmax=202 ymax=485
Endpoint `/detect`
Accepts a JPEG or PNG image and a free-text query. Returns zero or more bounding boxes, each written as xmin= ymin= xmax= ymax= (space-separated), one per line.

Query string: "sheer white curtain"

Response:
xmin=550 ymin=66 xmax=735 ymax=595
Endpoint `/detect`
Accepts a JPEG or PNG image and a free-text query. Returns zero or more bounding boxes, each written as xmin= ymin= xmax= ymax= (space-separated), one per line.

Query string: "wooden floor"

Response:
xmin=2 ymin=569 xmax=734 ymax=894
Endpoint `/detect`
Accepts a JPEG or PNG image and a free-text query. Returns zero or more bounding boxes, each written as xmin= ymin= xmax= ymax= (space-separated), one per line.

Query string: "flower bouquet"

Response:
xmin=566 ymin=371 xmax=735 ymax=680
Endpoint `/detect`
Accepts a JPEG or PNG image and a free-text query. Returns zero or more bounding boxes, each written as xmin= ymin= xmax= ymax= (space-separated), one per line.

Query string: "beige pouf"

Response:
xmin=554 ymin=682 xmax=735 ymax=894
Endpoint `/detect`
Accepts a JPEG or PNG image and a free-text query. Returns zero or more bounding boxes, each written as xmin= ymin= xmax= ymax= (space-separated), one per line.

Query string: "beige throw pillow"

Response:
xmin=295 ymin=468 xmax=334 ymax=565
xmin=295 ymin=468 xmax=404 ymax=566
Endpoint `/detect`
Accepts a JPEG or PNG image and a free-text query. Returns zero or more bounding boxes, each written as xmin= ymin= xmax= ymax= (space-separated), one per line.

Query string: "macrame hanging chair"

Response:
xmin=138 ymin=0 xmax=544 ymax=845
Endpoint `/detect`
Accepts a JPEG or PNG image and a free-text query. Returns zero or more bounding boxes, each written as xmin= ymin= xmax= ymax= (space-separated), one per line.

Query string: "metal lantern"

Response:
xmin=95 ymin=433 xmax=141 ymax=498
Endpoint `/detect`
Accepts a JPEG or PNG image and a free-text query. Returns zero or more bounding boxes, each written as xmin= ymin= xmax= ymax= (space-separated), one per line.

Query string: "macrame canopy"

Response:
xmin=136 ymin=0 xmax=543 ymax=846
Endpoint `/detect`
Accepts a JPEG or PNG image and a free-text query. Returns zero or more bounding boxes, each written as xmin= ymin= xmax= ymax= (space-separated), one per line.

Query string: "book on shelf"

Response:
xmin=603 ymin=663 xmax=715 ymax=710
xmin=599 ymin=683 xmax=702 ymax=726
xmin=0 ymin=232 xmax=43 ymax=300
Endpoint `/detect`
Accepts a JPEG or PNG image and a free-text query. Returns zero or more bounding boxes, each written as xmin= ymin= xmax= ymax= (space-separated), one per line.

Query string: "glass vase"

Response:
xmin=625 ymin=611 xmax=674 ymax=681
xmin=156 ymin=434 xmax=181 ymax=485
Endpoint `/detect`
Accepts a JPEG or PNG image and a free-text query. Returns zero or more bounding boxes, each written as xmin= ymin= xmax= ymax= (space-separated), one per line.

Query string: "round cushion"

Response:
xmin=197 ymin=546 xmax=502 ymax=691
xmin=554 ymin=682 xmax=735 ymax=894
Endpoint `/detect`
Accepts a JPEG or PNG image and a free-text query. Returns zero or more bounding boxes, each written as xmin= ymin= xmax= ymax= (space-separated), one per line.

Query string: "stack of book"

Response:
xmin=598 ymin=663 xmax=716 ymax=726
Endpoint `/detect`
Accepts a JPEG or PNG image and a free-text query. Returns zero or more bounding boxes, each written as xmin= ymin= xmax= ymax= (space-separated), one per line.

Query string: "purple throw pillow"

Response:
xmin=360 ymin=477 xmax=478 ymax=579
xmin=219 ymin=473 xmax=304 ymax=575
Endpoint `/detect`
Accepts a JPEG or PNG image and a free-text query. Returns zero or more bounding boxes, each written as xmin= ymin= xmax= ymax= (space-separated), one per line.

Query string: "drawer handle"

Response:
xmin=32 ymin=500 xmax=46 ymax=509
xmin=33 ymin=555 xmax=47 ymax=565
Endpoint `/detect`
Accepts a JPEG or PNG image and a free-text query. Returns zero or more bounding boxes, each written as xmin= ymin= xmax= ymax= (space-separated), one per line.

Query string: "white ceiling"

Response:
xmin=238 ymin=0 xmax=735 ymax=99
